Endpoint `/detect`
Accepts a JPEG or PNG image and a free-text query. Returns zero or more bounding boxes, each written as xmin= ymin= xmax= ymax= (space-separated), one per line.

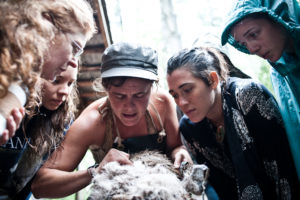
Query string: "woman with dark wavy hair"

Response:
xmin=167 ymin=46 xmax=300 ymax=199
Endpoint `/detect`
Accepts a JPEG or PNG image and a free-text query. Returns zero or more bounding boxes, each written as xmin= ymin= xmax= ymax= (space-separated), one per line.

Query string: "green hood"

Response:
xmin=221 ymin=0 xmax=300 ymax=54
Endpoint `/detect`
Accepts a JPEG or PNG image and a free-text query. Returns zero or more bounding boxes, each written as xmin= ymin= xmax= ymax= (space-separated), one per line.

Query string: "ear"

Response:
xmin=209 ymin=71 xmax=219 ymax=89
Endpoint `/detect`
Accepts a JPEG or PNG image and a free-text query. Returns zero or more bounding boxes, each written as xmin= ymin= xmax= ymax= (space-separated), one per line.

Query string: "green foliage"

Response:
xmin=257 ymin=61 xmax=274 ymax=94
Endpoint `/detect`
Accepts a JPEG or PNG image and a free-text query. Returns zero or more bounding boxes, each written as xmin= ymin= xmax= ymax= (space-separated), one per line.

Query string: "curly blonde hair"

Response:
xmin=23 ymin=78 xmax=79 ymax=156
xmin=0 ymin=0 xmax=96 ymax=100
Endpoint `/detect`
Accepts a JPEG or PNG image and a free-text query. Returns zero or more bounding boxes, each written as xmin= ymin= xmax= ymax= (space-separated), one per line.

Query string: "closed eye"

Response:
xmin=183 ymin=86 xmax=193 ymax=94
xmin=114 ymin=93 xmax=125 ymax=99
xmin=135 ymin=92 xmax=146 ymax=98
xmin=50 ymin=77 xmax=62 ymax=84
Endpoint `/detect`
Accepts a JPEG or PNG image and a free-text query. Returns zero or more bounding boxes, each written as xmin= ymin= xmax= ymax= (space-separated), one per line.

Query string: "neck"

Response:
xmin=114 ymin=114 xmax=147 ymax=139
xmin=207 ymin=87 xmax=224 ymax=127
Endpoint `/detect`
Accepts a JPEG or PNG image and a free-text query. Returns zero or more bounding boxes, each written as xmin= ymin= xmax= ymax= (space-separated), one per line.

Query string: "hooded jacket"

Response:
xmin=221 ymin=0 xmax=300 ymax=181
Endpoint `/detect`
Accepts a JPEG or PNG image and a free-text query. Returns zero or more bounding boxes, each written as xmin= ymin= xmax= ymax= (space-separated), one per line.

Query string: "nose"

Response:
xmin=247 ymin=42 xmax=260 ymax=54
xmin=58 ymin=84 xmax=69 ymax=97
xmin=177 ymin=96 xmax=189 ymax=108
xmin=124 ymin=97 xmax=136 ymax=110
xmin=68 ymin=58 xmax=79 ymax=68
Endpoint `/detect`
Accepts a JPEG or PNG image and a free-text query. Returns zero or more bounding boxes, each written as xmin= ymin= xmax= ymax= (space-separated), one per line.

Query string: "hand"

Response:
xmin=171 ymin=145 xmax=193 ymax=169
xmin=0 ymin=107 xmax=25 ymax=145
xmin=97 ymin=148 xmax=133 ymax=172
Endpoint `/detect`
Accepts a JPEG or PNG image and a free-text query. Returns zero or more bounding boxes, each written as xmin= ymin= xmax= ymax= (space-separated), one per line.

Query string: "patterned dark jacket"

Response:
xmin=180 ymin=77 xmax=300 ymax=200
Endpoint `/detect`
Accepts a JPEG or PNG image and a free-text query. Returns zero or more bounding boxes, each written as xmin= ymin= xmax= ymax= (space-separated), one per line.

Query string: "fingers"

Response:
xmin=172 ymin=146 xmax=194 ymax=169
xmin=0 ymin=130 xmax=9 ymax=145
xmin=0 ymin=108 xmax=25 ymax=145
xmin=174 ymin=157 xmax=182 ymax=169
xmin=11 ymin=107 xmax=25 ymax=128
xmin=98 ymin=148 xmax=133 ymax=172
xmin=6 ymin=115 xmax=16 ymax=139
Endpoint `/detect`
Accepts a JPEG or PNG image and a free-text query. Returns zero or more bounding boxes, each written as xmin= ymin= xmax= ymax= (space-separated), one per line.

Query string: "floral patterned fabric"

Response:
xmin=180 ymin=77 xmax=300 ymax=200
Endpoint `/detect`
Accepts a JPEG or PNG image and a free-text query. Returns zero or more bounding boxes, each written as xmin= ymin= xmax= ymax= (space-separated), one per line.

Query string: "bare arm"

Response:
xmin=32 ymin=148 xmax=132 ymax=198
xmin=31 ymin=99 xmax=132 ymax=198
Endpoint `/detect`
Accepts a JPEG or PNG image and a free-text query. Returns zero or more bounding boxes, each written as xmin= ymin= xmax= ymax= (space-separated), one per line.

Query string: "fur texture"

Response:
xmin=88 ymin=150 xmax=208 ymax=200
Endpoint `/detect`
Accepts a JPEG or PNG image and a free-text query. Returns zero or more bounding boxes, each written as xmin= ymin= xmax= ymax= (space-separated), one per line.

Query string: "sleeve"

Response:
xmin=236 ymin=80 xmax=300 ymax=196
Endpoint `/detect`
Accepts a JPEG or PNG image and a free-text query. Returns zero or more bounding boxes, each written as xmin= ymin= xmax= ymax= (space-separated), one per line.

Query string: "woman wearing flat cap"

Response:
xmin=30 ymin=42 xmax=193 ymax=198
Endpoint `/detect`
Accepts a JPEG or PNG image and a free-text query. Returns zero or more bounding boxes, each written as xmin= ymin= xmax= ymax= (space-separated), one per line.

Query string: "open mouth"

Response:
xmin=123 ymin=113 xmax=137 ymax=118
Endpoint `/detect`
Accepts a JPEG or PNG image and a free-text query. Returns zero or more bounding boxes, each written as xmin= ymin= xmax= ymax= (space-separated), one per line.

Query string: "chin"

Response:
xmin=121 ymin=118 xmax=139 ymax=127
xmin=268 ymin=57 xmax=279 ymax=63
xmin=188 ymin=115 xmax=203 ymax=123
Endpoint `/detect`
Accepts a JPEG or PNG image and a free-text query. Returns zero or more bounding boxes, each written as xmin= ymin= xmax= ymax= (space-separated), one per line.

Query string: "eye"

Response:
xmin=249 ymin=32 xmax=257 ymax=38
xmin=135 ymin=93 xmax=146 ymax=98
xmin=114 ymin=94 xmax=125 ymax=99
xmin=172 ymin=93 xmax=178 ymax=99
xmin=247 ymin=29 xmax=260 ymax=41
xmin=51 ymin=78 xmax=60 ymax=84
xmin=169 ymin=92 xmax=178 ymax=99
xmin=68 ymin=81 xmax=74 ymax=87
xmin=183 ymin=86 xmax=193 ymax=94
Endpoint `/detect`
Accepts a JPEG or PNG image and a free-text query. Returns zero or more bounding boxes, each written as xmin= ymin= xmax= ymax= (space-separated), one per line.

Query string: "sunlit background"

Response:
xmin=105 ymin=0 xmax=273 ymax=92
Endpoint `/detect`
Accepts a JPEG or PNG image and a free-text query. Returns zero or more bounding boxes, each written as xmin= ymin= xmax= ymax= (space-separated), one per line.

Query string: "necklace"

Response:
xmin=216 ymin=125 xmax=225 ymax=143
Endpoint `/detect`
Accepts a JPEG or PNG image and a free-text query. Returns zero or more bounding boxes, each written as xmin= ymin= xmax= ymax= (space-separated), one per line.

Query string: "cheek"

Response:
xmin=136 ymin=100 xmax=149 ymax=112
xmin=194 ymin=88 xmax=214 ymax=109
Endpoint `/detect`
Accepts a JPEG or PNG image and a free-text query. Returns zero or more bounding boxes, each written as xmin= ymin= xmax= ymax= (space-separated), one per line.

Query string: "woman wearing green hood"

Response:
xmin=221 ymin=0 xmax=300 ymax=181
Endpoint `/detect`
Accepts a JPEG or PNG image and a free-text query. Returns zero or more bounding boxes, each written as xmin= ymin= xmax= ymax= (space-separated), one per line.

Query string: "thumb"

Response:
xmin=173 ymin=155 xmax=182 ymax=169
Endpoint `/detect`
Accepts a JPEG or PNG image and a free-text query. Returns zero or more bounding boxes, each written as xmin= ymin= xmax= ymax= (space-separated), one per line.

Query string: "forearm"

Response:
xmin=31 ymin=168 xmax=92 ymax=198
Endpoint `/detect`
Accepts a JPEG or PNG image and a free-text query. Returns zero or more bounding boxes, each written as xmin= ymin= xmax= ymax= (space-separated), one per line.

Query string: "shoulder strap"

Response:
xmin=149 ymin=102 xmax=164 ymax=130
xmin=90 ymin=98 xmax=114 ymax=163
xmin=149 ymin=102 xmax=166 ymax=142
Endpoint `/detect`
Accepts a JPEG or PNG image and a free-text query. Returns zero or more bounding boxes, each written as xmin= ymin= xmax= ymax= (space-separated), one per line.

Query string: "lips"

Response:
xmin=184 ymin=108 xmax=196 ymax=116
xmin=123 ymin=113 xmax=137 ymax=118
xmin=52 ymin=99 xmax=63 ymax=106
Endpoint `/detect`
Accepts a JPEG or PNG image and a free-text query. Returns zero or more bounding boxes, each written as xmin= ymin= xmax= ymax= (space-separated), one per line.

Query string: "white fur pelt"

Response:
xmin=88 ymin=150 xmax=208 ymax=200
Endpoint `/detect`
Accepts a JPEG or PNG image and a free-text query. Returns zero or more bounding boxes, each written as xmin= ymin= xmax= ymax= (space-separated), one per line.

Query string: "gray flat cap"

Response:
xmin=101 ymin=42 xmax=158 ymax=81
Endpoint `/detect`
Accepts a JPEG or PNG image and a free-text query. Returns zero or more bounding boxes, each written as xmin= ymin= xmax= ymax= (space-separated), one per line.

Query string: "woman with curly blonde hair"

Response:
xmin=0 ymin=0 xmax=96 ymax=144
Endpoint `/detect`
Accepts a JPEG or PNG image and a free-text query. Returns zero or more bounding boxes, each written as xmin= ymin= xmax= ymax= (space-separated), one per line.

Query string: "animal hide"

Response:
xmin=88 ymin=150 xmax=208 ymax=200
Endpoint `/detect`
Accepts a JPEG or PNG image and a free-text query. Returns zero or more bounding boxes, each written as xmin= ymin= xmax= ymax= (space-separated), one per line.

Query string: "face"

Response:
xmin=231 ymin=17 xmax=287 ymax=62
xmin=41 ymin=66 xmax=78 ymax=111
xmin=108 ymin=78 xmax=152 ymax=127
xmin=41 ymin=33 xmax=86 ymax=81
xmin=167 ymin=68 xmax=217 ymax=123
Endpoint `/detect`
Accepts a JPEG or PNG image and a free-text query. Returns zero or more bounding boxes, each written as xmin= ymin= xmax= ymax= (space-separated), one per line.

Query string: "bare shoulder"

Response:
xmin=67 ymin=97 xmax=107 ymax=145
xmin=150 ymin=88 xmax=177 ymax=122
xmin=151 ymin=88 xmax=175 ymax=111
